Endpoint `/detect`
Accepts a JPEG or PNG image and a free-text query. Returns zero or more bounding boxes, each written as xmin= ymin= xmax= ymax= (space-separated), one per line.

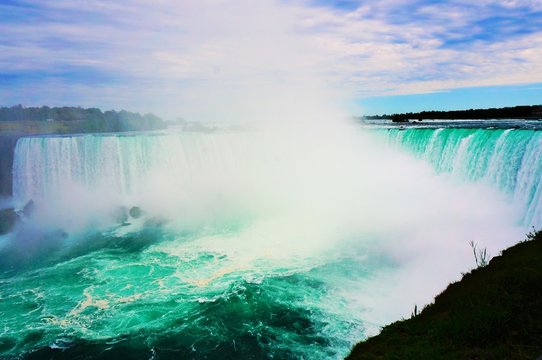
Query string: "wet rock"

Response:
xmin=129 ymin=206 xmax=143 ymax=219
xmin=0 ymin=208 xmax=17 ymax=235
xmin=22 ymin=200 xmax=35 ymax=218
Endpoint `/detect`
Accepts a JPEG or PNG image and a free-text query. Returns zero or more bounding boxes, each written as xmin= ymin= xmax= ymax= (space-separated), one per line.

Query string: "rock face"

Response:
xmin=0 ymin=135 xmax=21 ymax=197
xmin=0 ymin=208 xmax=17 ymax=235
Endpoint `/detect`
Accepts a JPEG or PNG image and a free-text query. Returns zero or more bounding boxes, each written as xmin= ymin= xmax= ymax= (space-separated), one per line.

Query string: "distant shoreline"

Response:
xmin=0 ymin=105 xmax=167 ymax=136
xmin=361 ymin=105 xmax=542 ymax=122
xmin=360 ymin=118 xmax=542 ymax=131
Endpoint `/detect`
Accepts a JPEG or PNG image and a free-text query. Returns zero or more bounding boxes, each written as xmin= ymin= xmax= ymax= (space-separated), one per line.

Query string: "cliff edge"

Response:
xmin=347 ymin=230 xmax=542 ymax=360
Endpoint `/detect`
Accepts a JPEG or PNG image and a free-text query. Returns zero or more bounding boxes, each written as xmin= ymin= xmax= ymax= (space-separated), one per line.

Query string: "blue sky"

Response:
xmin=359 ymin=83 xmax=542 ymax=115
xmin=0 ymin=0 xmax=541 ymax=119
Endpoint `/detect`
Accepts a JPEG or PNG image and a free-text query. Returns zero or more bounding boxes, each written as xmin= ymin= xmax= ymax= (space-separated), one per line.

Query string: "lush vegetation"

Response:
xmin=363 ymin=105 xmax=542 ymax=122
xmin=0 ymin=105 xmax=166 ymax=135
xmin=347 ymin=230 xmax=542 ymax=360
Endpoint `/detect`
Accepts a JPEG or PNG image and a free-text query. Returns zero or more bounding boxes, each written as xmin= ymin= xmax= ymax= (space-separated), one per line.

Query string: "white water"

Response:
xmin=382 ymin=128 xmax=542 ymax=227
xmin=10 ymin=126 xmax=526 ymax=327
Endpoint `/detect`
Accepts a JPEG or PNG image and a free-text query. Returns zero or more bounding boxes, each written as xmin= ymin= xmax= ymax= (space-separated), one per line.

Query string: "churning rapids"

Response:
xmin=1 ymin=122 xmax=540 ymax=359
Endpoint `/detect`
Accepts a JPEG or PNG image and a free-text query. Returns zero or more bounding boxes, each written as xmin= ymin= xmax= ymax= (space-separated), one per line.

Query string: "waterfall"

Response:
xmin=12 ymin=132 xmax=260 ymax=204
xmin=5 ymin=128 xmax=533 ymax=359
xmin=11 ymin=128 xmax=542 ymax=228
xmin=381 ymin=128 xmax=542 ymax=227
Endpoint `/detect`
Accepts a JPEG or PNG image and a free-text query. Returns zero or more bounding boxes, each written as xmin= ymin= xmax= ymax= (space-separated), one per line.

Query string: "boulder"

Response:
xmin=129 ymin=206 xmax=143 ymax=219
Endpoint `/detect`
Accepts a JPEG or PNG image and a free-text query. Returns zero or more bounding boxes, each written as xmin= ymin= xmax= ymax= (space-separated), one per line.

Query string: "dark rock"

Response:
xmin=22 ymin=200 xmax=35 ymax=218
xmin=129 ymin=206 xmax=143 ymax=219
xmin=0 ymin=135 xmax=21 ymax=197
xmin=0 ymin=208 xmax=17 ymax=235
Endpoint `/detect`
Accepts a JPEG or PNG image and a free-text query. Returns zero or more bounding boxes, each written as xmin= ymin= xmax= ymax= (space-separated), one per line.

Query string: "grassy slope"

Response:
xmin=347 ymin=231 xmax=542 ymax=360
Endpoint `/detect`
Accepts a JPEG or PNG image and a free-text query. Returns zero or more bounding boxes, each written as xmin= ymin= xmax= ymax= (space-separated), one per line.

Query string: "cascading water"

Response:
xmin=4 ymin=131 xmax=370 ymax=359
xmin=0 ymin=125 xmax=532 ymax=359
xmin=380 ymin=128 xmax=542 ymax=228
xmin=13 ymin=133 xmax=262 ymax=213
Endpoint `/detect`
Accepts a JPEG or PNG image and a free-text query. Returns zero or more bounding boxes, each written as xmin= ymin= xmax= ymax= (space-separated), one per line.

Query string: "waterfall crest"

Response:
xmin=11 ymin=127 xmax=541 ymax=229
xmin=383 ymin=128 xmax=542 ymax=227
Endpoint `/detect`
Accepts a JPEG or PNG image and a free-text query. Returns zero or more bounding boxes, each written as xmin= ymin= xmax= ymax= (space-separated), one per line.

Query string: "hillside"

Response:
xmin=347 ymin=230 xmax=542 ymax=360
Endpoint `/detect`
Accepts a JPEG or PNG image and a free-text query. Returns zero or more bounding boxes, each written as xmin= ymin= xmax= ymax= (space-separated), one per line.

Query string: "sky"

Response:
xmin=0 ymin=0 xmax=541 ymax=119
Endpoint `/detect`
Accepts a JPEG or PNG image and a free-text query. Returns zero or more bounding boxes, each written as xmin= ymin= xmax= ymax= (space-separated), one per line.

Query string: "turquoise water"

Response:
xmin=0 ymin=226 xmax=371 ymax=359
xmin=380 ymin=128 xmax=542 ymax=227
xmin=1 ymin=127 xmax=540 ymax=359
xmin=3 ymin=131 xmax=377 ymax=359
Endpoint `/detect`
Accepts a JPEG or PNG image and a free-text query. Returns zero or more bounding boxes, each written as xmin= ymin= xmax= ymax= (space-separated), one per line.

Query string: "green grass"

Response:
xmin=347 ymin=230 xmax=542 ymax=360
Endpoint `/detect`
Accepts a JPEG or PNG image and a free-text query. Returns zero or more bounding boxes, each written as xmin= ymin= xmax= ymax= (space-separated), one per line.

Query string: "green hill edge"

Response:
xmin=347 ymin=230 xmax=542 ymax=360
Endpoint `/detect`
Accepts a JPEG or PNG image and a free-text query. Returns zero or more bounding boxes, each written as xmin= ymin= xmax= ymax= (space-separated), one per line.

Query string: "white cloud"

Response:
xmin=300 ymin=1 xmax=542 ymax=97
xmin=1 ymin=0 xmax=541 ymax=117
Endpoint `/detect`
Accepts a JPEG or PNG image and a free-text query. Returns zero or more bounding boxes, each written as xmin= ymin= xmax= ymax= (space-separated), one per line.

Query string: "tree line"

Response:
xmin=0 ymin=105 xmax=166 ymax=133
xmin=363 ymin=105 xmax=542 ymax=122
